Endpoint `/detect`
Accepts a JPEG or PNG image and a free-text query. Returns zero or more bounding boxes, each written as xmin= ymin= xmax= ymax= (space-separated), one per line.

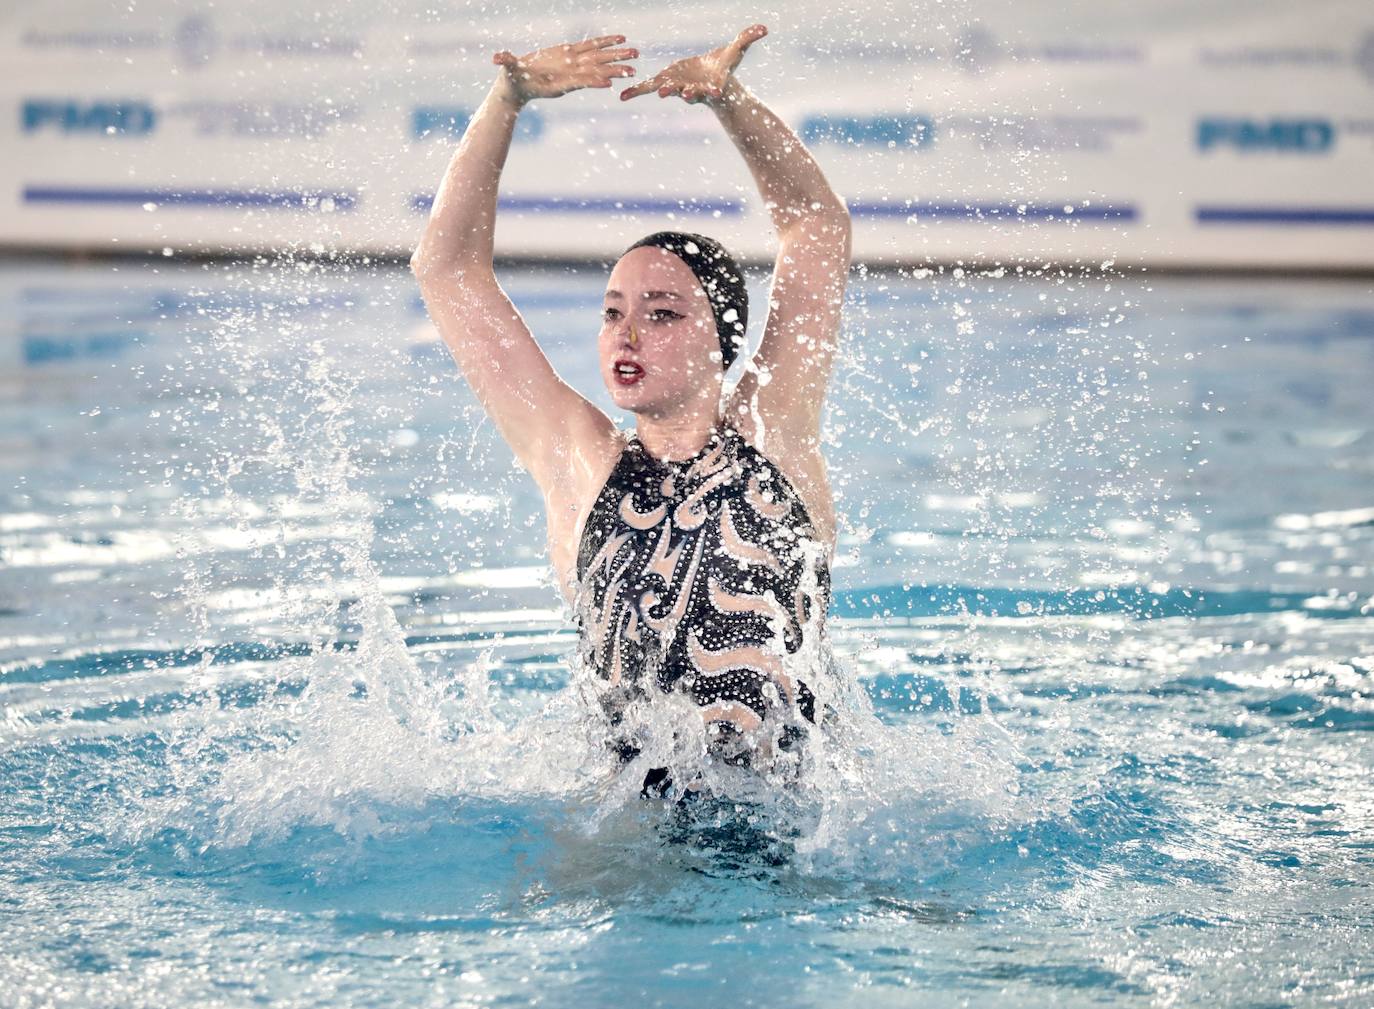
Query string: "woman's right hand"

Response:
xmin=492 ymin=35 xmax=638 ymax=103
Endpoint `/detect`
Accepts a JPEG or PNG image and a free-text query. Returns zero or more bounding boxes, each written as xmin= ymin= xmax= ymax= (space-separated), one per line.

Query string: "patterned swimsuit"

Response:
xmin=574 ymin=422 xmax=832 ymax=778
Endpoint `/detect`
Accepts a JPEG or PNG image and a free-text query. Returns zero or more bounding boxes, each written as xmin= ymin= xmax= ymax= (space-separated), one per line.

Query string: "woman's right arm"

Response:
xmin=410 ymin=36 xmax=636 ymax=491
xmin=411 ymin=69 xmax=524 ymax=282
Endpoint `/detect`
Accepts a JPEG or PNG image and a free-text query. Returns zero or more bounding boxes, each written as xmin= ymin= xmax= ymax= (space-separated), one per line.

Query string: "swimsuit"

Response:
xmin=573 ymin=422 xmax=831 ymax=788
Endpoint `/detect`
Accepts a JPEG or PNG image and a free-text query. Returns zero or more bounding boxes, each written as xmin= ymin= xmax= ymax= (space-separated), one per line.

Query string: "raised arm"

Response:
xmin=622 ymin=26 xmax=852 ymax=445
xmin=715 ymin=69 xmax=852 ymax=441
xmin=410 ymin=36 xmax=638 ymax=492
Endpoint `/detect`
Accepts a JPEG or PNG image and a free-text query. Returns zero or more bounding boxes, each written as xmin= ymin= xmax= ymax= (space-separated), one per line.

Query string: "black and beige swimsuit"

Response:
xmin=574 ymin=421 xmax=831 ymax=775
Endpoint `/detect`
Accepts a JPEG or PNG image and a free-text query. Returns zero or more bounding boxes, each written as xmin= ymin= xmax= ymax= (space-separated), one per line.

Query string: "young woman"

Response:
xmin=411 ymin=26 xmax=851 ymax=793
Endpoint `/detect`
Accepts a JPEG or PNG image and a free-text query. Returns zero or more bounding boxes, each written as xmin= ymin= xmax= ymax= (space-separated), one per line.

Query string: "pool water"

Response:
xmin=1 ymin=258 xmax=1371 ymax=1007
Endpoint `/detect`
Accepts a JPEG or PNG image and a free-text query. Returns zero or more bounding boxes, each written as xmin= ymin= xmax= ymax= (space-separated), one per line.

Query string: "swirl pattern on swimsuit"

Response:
xmin=574 ymin=422 xmax=831 ymax=766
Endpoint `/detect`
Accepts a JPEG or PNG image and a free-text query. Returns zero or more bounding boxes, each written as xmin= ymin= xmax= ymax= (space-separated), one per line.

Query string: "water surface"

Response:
xmin=1 ymin=258 xmax=1371 ymax=1007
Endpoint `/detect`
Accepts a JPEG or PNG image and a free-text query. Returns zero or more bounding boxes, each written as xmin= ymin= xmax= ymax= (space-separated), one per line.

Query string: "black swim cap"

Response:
xmin=623 ymin=231 xmax=748 ymax=370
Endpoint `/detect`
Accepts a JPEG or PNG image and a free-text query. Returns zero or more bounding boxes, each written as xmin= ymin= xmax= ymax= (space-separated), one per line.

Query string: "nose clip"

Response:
xmin=628 ymin=323 xmax=638 ymax=347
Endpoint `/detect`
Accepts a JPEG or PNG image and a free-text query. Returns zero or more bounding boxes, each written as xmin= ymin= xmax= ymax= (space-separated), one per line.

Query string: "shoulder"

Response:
xmin=548 ymin=419 xmax=628 ymax=519
xmin=731 ymin=416 xmax=836 ymax=551
xmin=545 ymin=421 xmax=631 ymax=596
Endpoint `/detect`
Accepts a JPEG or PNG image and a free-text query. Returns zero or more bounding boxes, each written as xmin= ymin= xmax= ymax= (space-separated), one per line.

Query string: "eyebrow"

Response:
xmin=604 ymin=289 xmax=682 ymax=301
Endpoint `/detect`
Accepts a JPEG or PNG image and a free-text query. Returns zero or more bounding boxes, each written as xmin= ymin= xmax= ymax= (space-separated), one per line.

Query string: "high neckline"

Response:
xmin=630 ymin=421 xmax=730 ymax=466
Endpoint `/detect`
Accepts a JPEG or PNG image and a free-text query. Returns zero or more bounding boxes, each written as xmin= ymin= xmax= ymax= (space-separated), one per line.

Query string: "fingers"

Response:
xmin=737 ymin=24 xmax=768 ymax=47
xmin=619 ymin=75 xmax=663 ymax=101
xmin=596 ymin=63 xmax=637 ymax=88
xmin=681 ymin=84 xmax=723 ymax=105
xmin=571 ymin=33 xmax=627 ymax=53
xmin=492 ymin=50 xmax=517 ymax=67
xmin=661 ymin=82 xmax=703 ymax=103
xmin=620 ymin=75 xmax=716 ymax=104
xmin=733 ymin=24 xmax=768 ymax=54
xmin=593 ymin=46 xmax=638 ymax=63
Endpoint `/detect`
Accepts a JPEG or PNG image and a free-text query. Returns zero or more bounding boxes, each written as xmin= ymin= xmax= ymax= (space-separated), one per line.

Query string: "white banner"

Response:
xmin=4 ymin=0 xmax=1372 ymax=269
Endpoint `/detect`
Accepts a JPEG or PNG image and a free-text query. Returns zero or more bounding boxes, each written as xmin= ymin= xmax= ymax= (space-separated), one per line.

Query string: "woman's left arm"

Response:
xmin=624 ymin=26 xmax=851 ymax=444
xmin=711 ymin=66 xmax=852 ymax=442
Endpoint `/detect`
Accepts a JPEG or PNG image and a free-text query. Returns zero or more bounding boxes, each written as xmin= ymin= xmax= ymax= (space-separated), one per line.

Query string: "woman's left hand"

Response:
xmin=619 ymin=24 xmax=767 ymax=105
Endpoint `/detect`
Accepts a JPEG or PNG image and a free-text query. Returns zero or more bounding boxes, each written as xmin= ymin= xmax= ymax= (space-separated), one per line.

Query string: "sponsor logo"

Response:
xmin=22 ymin=98 xmax=361 ymax=140
xmin=22 ymin=99 xmax=156 ymax=136
xmin=1197 ymin=117 xmax=1335 ymax=153
xmin=1198 ymin=45 xmax=1342 ymax=69
xmin=951 ymin=24 xmax=1143 ymax=72
xmin=805 ymin=27 xmax=1141 ymax=70
xmin=412 ymin=106 xmax=544 ymax=142
xmin=19 ymin=28 xmax=159 ymax=52
xmin=800 ymin=114 xmax=935 ymax=149
xmin=1197 ymin=34 xmax=1374 ymax=86
xmin=795 ymin=40 xmax=941 ymax=65
xmin=956 ymin=114 xmax=1141 ymax=152
xmin=165 ymin=100 xmax=359 ymax=139
xmin=19 ymin=12 xmax=358 ymax=65
xmin=798 ymin=113 xmax=1139 ymax=153
xmin=24 ymin=331 xmax=140 ymax=366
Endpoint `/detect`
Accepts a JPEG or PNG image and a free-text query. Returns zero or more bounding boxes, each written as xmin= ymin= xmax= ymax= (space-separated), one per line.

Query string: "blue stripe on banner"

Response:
xmin=1196 ymin=206 xmax=1374 ymax=225
xmin=847 ymin=199 xmax=1136 ymax=222
xmin=411 ymin=194 xmax=746 ymax=215
xmin=23 ymin=186 xmax=357 ymax=210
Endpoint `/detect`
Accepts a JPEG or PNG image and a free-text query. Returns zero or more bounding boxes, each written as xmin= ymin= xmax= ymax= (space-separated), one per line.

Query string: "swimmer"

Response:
xmin=411 ymin=26 xmax=851 ymax=795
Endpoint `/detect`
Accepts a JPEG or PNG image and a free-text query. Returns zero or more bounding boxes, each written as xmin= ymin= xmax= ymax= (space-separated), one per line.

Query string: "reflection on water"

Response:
xmin=1 ymin=259 xmax=1371 ymax=1007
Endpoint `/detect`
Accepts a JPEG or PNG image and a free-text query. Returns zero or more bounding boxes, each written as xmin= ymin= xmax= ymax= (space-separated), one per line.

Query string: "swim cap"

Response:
xmin=623 ymin=231 xmax=748 ymax=370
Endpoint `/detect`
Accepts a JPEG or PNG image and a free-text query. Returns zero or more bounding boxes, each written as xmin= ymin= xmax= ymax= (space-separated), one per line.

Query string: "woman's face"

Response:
xmin=600 ymin=246 xmax=723 ymax=418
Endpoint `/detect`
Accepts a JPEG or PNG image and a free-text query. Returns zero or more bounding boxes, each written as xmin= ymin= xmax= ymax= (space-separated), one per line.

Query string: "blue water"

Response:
xmin=1 ymin=258 xmax=1371 ymax=1007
